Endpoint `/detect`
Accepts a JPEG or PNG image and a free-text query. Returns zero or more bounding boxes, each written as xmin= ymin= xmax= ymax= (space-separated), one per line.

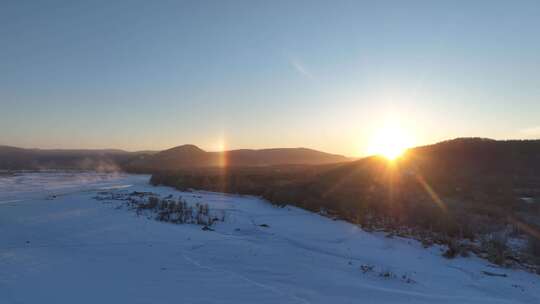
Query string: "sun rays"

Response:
xmin=367 ymin=122 xmax=414 ymax=161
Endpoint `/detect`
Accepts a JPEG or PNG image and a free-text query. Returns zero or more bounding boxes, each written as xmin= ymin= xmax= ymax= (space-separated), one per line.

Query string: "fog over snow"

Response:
xmin=1 ymin=173 xmax=539 ymax=303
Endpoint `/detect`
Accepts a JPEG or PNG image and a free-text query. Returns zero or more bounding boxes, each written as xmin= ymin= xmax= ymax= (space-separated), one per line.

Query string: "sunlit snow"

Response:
xmin=1 ymin=172 xmax=538 ymax=303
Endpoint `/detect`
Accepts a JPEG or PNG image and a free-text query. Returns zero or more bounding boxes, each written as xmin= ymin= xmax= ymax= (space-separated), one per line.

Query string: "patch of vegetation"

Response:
xmin=94 ymin=191 xmax=224 ymax=228
xmin=360 ymin=264 xmax=416 ymax=284
xmin=482 ymin=234 xmax=510 ymax=266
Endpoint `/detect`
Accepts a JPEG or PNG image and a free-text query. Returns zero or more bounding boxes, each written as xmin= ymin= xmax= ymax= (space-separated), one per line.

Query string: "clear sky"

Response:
xmin=1 ymin=0 xmax=539 ymax=156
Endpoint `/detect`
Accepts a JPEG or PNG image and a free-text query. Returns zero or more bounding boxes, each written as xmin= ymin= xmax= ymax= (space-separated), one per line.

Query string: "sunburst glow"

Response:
xmin=367 ymin=124 xmax=414 ymax=160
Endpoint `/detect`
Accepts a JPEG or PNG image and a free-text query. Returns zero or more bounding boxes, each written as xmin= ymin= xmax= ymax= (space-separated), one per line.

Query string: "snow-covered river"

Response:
xmin=1 ymin=172 xmax=539 ymax=303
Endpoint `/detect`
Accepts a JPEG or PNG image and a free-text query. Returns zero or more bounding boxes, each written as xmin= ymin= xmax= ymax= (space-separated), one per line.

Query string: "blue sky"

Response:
xmin=1 ymin=0 xmax=539 ymax=156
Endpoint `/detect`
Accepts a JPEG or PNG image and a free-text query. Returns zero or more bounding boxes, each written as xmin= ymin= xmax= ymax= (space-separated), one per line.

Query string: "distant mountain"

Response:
xmin=124 ymin=145 xmax=350 ymax=172
xmin=0 ymin=145 xmax=154 ymax=171
xmin=0 ymin=144 xmax=349 ymax=172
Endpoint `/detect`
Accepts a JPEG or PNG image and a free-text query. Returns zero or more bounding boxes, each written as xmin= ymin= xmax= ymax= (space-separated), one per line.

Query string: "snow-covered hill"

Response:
xmin=1 ymin=173 xmax=539 ymax=303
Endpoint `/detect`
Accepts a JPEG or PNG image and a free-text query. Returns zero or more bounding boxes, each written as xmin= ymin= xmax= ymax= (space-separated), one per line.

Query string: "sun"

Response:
xmin=367 ymin=124 xmax=413 ymax=161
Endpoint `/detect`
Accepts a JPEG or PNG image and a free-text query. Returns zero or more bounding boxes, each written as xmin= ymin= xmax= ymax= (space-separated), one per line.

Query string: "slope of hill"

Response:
xmin=124 ymin=145 xmax=350 ymax=172
xmin=409 ymin=138 xmax=540 ymax=177
xmin=151 ymin=138 xmax=540 ymax=270
xmin=153 ymin=137 xmax=540 ymax=215
xmin=2 ymin=172 xmax=539 ymax=303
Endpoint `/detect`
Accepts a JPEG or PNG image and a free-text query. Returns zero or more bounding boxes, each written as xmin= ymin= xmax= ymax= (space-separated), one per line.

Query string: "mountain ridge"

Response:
xmin=125 ymin=144 xmax=350 ymax=172
xmin=0 ymin=144 xmax=350 ymax=171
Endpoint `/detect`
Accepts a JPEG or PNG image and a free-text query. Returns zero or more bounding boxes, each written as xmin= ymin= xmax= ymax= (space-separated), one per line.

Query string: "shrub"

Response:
xmin=360 ymin=264 xmax=374 ymax=273
xmin=443 ymin=239 xmax=459 ymax=259
xmin=482 ymin=233 xmax=509 ymax=265
xmin=379 ymin=270 xmax=396 ymax=279
xmin=137 ymin=196 xmax=159 ymax=210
